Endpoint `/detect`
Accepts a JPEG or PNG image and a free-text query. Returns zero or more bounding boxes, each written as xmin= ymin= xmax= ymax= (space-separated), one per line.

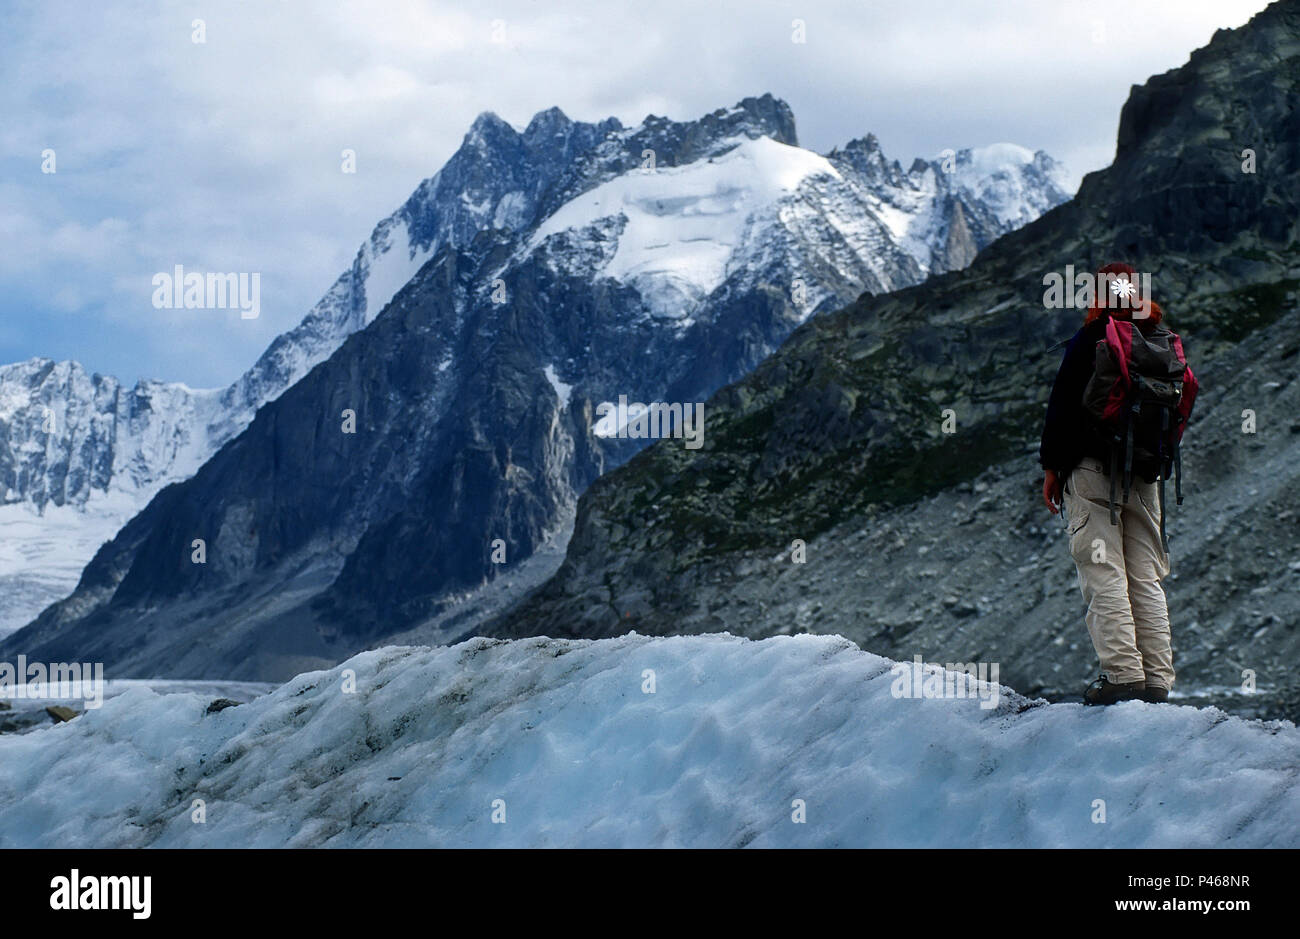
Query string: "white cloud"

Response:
xmin=0 ymin=0 xmax=1275 ymax=386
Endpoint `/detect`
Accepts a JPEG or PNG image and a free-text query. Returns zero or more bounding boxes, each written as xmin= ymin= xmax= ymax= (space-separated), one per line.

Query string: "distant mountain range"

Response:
xmin=0 ymin=94 xmax=1070 ymax=676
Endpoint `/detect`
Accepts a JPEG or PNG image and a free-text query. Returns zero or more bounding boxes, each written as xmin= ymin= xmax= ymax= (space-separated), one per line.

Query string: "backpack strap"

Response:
xmin=1157 ymin=408 xmax=1170 ymax=553
xmin=1123 ymin=394 xmax=1138 ymax=509
xmin=1108 ymin=438 xmax=1120 ymax=526
xmin=1157 ymin=472 xmax=1168 ymax=553
xmin=1173 ymin=431 xmax=1184 ymax=506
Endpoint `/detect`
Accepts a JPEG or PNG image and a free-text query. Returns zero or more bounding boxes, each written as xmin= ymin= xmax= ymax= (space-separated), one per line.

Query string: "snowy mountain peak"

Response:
xmin=524 ymin=135 xmax=846 ymax=319
xmin=523 ymin=105 xmax=578 ymax=142
xmin=639 ymin=93 xmax=799 ymax=151
xmin=829 ymin=133 xmax=908 ymax=189
xmin=465 ymin=110 xmax=515 ymax=144
xmin=526 ymin=126 xmax=1072 ymax=323
xmin=837 ymin=132 xmax=885 ymax=154
xmin=947 ymin=144 xmax=1072 ymax=227
xmin=711 ymin=92 xmax=799 ymax=146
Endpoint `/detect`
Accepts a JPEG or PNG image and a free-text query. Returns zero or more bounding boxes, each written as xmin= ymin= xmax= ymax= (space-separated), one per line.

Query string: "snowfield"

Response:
xmin=525 ymin=136 xmax=843 ymax=318
xmin=2 ymin=633 xmax=1295 ymax=848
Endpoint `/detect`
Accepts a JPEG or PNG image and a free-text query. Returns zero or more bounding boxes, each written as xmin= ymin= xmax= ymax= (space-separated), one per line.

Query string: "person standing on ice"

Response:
xmin=1039 ymin=261 xmax=1198 ymax=706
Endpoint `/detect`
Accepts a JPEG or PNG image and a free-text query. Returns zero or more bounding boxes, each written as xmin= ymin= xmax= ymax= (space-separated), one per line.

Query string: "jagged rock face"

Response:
xmin=0 ymin=94 xmax=1069 ymax=676
xmin=487 ymin=2 xmax=1300 ymax=720
xmin=1 ymin=361 xmax=123 ymax=509
xmin=0 ymin=100 xmax=635 ymax=635
xmin=0 ymin=360 xmax=219 ymax=511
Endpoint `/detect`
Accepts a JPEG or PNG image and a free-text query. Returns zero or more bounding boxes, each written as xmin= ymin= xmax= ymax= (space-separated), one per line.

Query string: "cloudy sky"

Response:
xmin=0 ymin=0 xmax=1274 ymax=388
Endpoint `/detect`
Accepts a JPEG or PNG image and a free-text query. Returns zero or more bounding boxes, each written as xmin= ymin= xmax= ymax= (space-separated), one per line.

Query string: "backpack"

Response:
xmin=1081 ymin=315 xmax=1198 ymax=550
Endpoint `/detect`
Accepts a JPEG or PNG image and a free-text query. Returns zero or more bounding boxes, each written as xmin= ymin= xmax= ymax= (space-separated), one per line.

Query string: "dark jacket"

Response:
xmin=1039 ymin=319 xmax=1111 ymax=477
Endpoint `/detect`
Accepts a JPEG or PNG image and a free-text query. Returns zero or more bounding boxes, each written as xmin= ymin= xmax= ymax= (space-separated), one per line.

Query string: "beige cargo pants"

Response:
xmin=1062 ymin=456 xmax=1175 ymax=690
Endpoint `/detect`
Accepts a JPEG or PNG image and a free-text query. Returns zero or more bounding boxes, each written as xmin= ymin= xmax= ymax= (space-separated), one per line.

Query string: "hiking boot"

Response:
xmin=1083 ymin=675 xmax=1145 ymax=706
xmin=1138 ymin=684 xmax=1169 ymax=704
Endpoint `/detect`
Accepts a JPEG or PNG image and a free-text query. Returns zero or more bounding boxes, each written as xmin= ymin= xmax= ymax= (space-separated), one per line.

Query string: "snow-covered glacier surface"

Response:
xmin=1 ymin=633 xmax=1295 ymax=848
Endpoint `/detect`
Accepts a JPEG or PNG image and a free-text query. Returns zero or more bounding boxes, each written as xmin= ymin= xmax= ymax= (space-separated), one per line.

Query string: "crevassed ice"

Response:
xmin=1 ymin=634 xmax=1295 ymax=848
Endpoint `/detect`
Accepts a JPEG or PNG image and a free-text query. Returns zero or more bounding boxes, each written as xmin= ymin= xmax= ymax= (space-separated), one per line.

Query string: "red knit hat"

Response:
xmin=1084 ymin=261 xmax=1162 ymax=326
